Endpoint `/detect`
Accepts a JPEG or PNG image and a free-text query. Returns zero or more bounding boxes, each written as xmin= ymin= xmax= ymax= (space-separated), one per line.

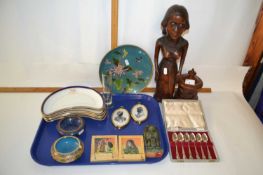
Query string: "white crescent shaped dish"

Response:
xmin=41 ymin=86 xmax=106 ymax=122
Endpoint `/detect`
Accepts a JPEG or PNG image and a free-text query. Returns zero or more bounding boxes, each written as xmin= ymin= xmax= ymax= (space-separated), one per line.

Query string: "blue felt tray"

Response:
xmin=30 ymin=94 xmax=168 ymax=166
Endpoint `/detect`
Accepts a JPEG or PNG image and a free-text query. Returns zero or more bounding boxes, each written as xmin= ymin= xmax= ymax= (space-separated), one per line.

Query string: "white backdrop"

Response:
xmin=119 ymin=0 xmax=261 ymax=66
xmin=0 ymin=0 xmax=111 ymax=64
xmin=0 ymin=0 xmax=261 ymax=87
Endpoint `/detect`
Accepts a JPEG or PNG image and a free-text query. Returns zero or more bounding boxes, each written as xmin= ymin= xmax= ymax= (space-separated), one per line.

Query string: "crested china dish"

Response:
xmin=41 ymin=86 xmax=107 ymax=122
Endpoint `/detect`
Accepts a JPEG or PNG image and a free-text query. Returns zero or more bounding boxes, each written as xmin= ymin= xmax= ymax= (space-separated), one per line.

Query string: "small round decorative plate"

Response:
xmin=111 ymin=107 xmax=130 ymax=129
xmin=56 ymin=116 xmax=85 ymax=136
xmin=130 ymin=103 xmax=148 ymax=124
xmin=99 ymin=45 xmax=153 ymax=93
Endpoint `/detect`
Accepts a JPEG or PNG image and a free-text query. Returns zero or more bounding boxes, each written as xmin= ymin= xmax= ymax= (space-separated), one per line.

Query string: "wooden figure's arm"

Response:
xmin=178 ymin=42 xmax=188 ymax=74
xmin=154 ymin=41 xmax=161 ymax=81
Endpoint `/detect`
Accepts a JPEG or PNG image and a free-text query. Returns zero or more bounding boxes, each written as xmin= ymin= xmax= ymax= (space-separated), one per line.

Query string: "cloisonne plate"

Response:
xmin=99 ymin=45 xmax=153 ymax=93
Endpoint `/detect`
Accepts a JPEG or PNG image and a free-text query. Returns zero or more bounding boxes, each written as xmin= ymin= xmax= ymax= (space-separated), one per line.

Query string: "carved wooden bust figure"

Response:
xmin=154 ymin=5 xmax=190 ymax=102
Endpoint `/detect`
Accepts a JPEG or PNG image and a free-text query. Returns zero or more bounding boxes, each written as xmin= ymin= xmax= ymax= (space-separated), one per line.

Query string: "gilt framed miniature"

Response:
xmin=118 ymin=135 xmax=145 ymax=162
xmin=90 ymin=135 xmax=118 ymax=162
xmin=111 ymin=107 xmax=130 ymax=129
xmin=130 ymin=103 xmax=148 ymax=124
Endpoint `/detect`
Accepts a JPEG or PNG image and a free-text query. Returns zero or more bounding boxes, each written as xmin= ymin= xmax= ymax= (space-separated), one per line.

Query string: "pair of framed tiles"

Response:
xmin=90 ymin=135 xmax=145 ymax=162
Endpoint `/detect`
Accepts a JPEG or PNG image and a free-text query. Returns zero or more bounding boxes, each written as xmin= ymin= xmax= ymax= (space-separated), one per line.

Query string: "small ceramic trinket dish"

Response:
xmin=56 ymin=116 xmax=85 ymax=136
xmin=51 ymin=136 xmax=84 ymax=163
xmin=131 ymin=103 xmax=148 ymax=124
xmin=111 ymin=107 xmax=130 ymax=129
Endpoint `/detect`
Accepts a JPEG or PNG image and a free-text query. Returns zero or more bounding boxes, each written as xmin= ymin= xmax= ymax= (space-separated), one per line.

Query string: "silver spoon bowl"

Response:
xmin=178 ymin=132 xmax=185 ymax=159
xmin=202 ymin=133 xmax=211 ymax=159
xmin=172 ymin=133 xmax=179 ymax=159
xmin=184 ymin=133 xmax=192 ymax=159
xmin=190 ymin=133 xmax=199 ymax=159
xmin=196 ymin=133 xmax=204 ymax=159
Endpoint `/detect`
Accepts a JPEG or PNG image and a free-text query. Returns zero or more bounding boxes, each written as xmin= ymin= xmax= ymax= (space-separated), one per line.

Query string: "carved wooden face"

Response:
xmin=166 ymin=15 xmax=186 ymax=40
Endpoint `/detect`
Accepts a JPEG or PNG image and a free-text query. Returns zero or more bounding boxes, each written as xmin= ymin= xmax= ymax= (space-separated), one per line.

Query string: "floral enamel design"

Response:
xmin=100 ymin=45 xmax=153 ymax=93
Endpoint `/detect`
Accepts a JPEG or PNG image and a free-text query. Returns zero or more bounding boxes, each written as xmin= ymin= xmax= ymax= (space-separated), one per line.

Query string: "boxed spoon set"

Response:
xmin=162 ymin=99 xmax=219 ymax=162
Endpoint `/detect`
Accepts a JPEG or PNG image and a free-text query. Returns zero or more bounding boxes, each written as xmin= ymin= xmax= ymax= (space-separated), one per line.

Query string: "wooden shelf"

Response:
xmin=0 ymin=87 xmax=212 ymax=93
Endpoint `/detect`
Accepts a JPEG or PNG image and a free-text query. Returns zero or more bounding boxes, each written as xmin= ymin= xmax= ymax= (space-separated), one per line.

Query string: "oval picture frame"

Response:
xmin=111 ymin=107 xmax=130 ymax=129
xmin=131 ymin=103 xmax=148 ymax=124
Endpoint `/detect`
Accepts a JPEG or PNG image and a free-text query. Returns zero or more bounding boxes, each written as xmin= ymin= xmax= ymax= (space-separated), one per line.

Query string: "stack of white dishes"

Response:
xmin=41 ymin=86 xmax=107 ymax=122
